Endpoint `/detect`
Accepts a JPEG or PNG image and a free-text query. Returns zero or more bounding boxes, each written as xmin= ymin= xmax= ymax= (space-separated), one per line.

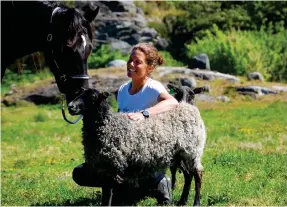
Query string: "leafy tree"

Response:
xmin=156 ymin=1 xmax=287 ymax=63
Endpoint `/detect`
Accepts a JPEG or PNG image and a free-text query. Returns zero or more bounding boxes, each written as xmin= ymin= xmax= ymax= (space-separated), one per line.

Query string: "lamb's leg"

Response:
xmin=101 ymin=187 xmax=113 ymax=206
xmin=178 ymin=167 xmax=193 ymax=206
xmin=193 ymin=169 xmax=202 ymax=206
xmin=170 ymin=166 xmax=177 ymax=191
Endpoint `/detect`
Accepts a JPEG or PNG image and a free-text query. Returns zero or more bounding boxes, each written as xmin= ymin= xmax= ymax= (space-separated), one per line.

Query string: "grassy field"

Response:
xmin=1 ymin=93 xmax=287 ymax=205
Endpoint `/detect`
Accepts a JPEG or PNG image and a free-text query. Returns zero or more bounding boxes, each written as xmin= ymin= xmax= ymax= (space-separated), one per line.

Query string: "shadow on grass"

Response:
xmin=29 ymin=189 xmax=147 ymax=206
xmin=30 ymin=195 xmax=102 ymax=206
xmin=30 ymin=185 xmax=160 ymax=206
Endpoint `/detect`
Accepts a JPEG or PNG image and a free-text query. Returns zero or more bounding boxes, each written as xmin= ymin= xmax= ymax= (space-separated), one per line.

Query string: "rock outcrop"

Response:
xmin=76 ymin=1 xmax=169 ymax=53
xmin=157 ymin=67 xmax=240 ymax=82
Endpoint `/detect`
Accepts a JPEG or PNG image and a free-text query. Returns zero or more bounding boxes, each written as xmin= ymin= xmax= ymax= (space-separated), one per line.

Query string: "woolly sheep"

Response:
xmin=68 ymin=88 xmax=206 ymax=206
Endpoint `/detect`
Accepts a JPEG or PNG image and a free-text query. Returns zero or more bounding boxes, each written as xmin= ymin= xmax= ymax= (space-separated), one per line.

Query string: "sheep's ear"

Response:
xmin=167 ymin=83 xmax=180 ymax=94
xmin=167 ymin=83 xmax=177 ymax=89
xmin=194 ymin=87 xmax=205 ymax=94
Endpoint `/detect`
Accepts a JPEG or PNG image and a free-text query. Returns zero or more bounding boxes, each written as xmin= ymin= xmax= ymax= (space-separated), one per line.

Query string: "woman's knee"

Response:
xmin=72 ymin=163 xmax=108 ymax=187
xmin=72 ymin=163 xmax=86 ymax=185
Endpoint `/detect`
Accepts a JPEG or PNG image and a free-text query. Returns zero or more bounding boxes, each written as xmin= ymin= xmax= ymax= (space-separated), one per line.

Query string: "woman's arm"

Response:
xmin=127 ymin=93 xmax=179 ymax=121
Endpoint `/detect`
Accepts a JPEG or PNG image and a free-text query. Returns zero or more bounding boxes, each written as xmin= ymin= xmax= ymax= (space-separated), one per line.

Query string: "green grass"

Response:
xmin=1 ymin=69 xmax=53 ymax=96
xmin=1 ymin=100 xmax=287 ymax=206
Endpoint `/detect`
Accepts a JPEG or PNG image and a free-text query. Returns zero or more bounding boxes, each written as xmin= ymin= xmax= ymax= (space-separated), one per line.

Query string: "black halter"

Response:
xmin=47 ymin=7 xmax=88 ymax=124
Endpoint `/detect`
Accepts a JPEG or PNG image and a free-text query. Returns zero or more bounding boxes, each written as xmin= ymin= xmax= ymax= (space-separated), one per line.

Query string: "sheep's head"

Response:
xmin=68 ymin=88 xmax=110 ymax=115
xmin=167 ymin=83 xmax=206 ymax=105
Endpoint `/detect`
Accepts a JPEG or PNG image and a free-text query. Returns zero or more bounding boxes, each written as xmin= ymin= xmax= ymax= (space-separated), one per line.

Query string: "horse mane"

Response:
xmin=66 ymin=9 xmax=94 ymax=48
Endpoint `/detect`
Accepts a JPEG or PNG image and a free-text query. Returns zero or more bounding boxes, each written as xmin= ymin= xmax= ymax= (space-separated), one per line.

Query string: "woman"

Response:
xmin=73 ymin=43 xmax=178 ymax=204
xmin=117 ymin=43 xmax=178 ymax=203
xmin=118 ymin=43 xmax=178 ymax=119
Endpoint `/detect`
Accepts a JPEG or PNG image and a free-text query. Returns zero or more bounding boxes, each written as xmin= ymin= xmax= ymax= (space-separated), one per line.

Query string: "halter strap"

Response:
xmin=47 ymin=7 xmax=61 ymax=42
xmin=61 ymin=94 xmax=83 ymax=124
xmin=71 ymin=75 xmax=90 ymax=80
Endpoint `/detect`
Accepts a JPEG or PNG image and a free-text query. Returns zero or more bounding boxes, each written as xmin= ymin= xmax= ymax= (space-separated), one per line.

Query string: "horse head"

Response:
xmin=44 ymin=6 xmax=99 ymax=105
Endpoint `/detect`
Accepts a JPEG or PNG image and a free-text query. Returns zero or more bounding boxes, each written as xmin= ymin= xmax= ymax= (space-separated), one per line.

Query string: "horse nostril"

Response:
xmin=68 ymin=103 xmax=76 ymax=111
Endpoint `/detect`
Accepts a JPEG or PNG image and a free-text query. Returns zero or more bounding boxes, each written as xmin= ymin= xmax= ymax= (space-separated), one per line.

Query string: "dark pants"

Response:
xmin=72 ymin=163 xmax=110 ymax=187
xmin=72 ymin=163 xmax=167 ymax=205
xmin=73 ymin=162 xmax=165 ymax=188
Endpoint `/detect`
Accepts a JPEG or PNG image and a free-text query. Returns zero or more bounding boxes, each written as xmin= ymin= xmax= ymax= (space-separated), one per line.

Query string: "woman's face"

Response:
xmin=127 ymin=49 xmax=153 ymax=80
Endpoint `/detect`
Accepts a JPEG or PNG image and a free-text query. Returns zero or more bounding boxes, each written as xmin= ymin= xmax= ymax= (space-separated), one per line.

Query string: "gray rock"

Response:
xmin=22 ymin=84 xmax=61 ymax=105
xmin=177 ymin=77 xmax=197 ymax=88
xmin=247 ymin=72 xmax=264 ymax=82
xmin=188 ymin=53 xmax=210 ymax=70
xmin=157 ymin=67 xmax=240 ymax=83
xmin=15 ymin=75 xmax=130 ymax=105
xmin=234 ymin=86 xmax=278 ymax=95
xmin=90 ymin=75 xmax=129 ymax=93
xmin=202 ymin=85 xmax=211 ymax=93
xmin=154 ymin=37 xmax=169 ymax=50
xmin=4 ymin=90 xmax=14 ymax=96
xmin=107 ymin=60 xmax=127 ymax=68
xmin=195 ymin=94 xmax=216 ymax=103
xmin=110 ymin=39 xmax=132 ymax=54
xmin=140 ymin=28 xmax=158 ymax=38
xmin=76 ymin=1 xmax=169 ymax=53
xmin=272 ymin=85 xmax=287 ymax=92
xmin=217 ymin=96 xmax=230 ymax=102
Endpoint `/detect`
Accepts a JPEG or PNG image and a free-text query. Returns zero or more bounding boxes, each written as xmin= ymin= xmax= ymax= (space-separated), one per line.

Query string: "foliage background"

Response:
xmin=4 ymin=1 xmax=287 ymax=82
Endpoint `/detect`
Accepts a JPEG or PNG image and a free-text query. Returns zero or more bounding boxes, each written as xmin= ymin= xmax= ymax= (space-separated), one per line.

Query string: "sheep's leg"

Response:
xmin=178 ymin=167 xmax=193 ymax=206
xmin=101 ymin=187 xmax=113 ymax=206
xmin=193 ymin=170 xmax=202 ymax=206
xmin=170 ymin=166 xmax=177 ymax=191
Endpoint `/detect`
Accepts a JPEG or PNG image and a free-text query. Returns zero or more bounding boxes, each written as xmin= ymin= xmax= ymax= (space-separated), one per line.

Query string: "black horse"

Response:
xmin=1 ymin=1 xmax=99 ymax=106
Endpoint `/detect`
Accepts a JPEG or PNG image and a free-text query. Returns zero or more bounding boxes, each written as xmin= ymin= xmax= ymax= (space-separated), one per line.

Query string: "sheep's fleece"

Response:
xmin=82 ymin=99 xmax=206 ymax=185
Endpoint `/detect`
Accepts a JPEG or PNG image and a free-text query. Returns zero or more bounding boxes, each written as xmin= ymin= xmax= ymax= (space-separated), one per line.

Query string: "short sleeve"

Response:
xmin=117 ymin=81 xmax=130 ymax=110
xmin=117 ymin=84 xmax=124 ymax=103
xmin=148 ymin=79 xmax=168 ymax=95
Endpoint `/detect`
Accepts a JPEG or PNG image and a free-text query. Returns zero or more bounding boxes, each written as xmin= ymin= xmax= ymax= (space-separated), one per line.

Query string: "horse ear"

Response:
xmin=84 ymin=6 xmax=100 ymax=23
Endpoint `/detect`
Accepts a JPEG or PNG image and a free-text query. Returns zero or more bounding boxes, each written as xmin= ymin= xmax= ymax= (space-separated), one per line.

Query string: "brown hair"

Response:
xmin=132 ymin=43 xmax=164 ymax=67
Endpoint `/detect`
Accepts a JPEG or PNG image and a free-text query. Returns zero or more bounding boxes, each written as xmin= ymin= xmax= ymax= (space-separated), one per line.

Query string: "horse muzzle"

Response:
xmin=67 ymin=101 xmax=82 ymax=115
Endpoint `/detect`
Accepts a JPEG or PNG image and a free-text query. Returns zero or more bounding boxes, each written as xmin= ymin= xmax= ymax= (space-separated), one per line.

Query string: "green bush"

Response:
xmin=159 ymin=51 xmax=185 ymax=67
xmin=88 ymin=44 xmax=129 ymax=69
xmin=185 ymin=24 xmax=287 ymax=82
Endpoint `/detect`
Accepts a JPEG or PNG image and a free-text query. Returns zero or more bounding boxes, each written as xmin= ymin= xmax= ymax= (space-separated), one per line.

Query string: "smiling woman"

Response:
xmin=118 ymin=43 xmax=178 ymax=119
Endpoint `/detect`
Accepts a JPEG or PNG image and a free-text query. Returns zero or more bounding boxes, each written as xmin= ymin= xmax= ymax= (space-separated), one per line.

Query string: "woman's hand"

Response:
xmin=127 ymin=112 xmax=145 ymax=121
